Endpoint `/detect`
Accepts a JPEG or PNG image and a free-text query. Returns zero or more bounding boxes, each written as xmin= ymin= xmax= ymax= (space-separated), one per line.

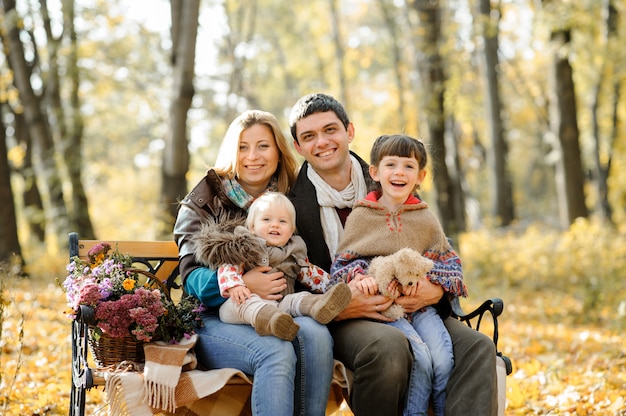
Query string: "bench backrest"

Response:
xmin=68 ymin=232 xmax=181 ymax=291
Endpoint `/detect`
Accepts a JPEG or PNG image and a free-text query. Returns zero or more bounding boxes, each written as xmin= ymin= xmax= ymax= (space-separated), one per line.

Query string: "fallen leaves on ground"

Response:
xmin=1 ymin=278 xmax=625 ymax=415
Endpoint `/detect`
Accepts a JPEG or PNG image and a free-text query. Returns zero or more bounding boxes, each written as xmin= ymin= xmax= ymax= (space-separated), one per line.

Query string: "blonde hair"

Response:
xmin=214 ymin=110 xmax=298 ymax=193
xmin=245 ymin=192 xmax=296 ymax=230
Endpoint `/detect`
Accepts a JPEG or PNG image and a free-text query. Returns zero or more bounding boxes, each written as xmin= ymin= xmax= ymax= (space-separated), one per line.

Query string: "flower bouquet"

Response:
xmin=62 ymin=242 xmax=203 ymax=365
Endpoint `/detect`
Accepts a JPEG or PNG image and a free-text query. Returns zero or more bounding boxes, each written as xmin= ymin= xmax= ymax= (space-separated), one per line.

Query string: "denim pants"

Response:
xmin=194 ymin=311 xmax=334 ymax=416
xmin=387 ymin=307 xmax=453 ymax=416
xmin=412 ymin=307 xmax=453 ymax=416
xmin=292 ymin=315 xmax=335 ymax=416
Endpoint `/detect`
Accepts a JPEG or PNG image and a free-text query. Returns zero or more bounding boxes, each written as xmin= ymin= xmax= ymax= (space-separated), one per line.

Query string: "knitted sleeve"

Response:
xmin=423 ymin=248 xmax=468 ymax=297
xmin=330 ymin=250 xmax=371 ymax=284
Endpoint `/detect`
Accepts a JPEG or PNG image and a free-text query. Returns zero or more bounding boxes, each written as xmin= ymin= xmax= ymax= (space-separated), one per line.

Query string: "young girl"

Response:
xmin=331 ymin=134 xmax=468 ymax=416
xmin=194 ymin=192 xmax=351 ymax=341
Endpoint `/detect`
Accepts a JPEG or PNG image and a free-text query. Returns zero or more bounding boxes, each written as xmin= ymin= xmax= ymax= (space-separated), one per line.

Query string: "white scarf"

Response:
xmin=306 ymin=155 xmax=367 ymax=256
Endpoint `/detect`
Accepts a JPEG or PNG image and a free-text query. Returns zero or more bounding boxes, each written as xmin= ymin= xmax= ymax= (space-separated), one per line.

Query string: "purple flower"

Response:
xmin=62 ymin=247 xmax=203 ymax=343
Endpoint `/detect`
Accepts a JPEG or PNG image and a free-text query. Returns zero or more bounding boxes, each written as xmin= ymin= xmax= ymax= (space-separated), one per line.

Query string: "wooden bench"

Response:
xmin=68 ymin=232 xmax=512 ymax=416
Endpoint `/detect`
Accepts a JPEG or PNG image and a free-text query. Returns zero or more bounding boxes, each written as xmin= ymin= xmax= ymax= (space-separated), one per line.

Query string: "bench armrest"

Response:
xmin=450 ymin=296 xmax=512 ymax=375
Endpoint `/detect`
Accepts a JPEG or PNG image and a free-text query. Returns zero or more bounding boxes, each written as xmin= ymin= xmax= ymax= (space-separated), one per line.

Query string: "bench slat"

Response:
xmin=74 ymin=240 xmax=179 ymax=260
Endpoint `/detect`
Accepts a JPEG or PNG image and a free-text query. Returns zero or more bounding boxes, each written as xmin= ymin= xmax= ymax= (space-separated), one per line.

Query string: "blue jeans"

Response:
xmin=194 ymin=311 xmax=333 ymax=416
xmin=388 ymin=307 xmax=453 ymax=416
xmin=292 ymin=316 xmax=334 ymax=416
xmin=387 ymin=317 xmax=433 ymax=416
xmin=412 ymin=307 xmax=453 ymax=415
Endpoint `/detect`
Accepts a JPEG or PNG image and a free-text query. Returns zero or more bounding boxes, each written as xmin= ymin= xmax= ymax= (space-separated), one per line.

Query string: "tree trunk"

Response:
xmin=377 ymin=0 xmax=407 ymax=129
xmin=63 ymin=0 xmax=95 ymax=238
xmin=479 ymin=0 xmax=514 ymax=226
xmin=590 ymin=0 xmax=617 ymax=225
xmin=3 ymin=0 xmax=69 ymax=242
xmin=412 ymin=0 xmax=464 ymax=239
xmin=221 ymin=1 xmax=258 ymax=122
xmin=0 ymin=104 xmax=25 ymax=273
xmin=13 ymin=112 xmax=46 ymax=242
xmin=160 ymin=0 xmax=199 ymax=238
xmin=328 ymin=0 xmax=348 ymax=109
xmin=550 ymin=29 xmax=588 ymax=225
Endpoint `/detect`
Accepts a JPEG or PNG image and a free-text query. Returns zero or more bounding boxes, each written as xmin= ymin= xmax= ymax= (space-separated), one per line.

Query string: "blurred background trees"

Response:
xmin=1 ymin=0 xmax=624 ymax=271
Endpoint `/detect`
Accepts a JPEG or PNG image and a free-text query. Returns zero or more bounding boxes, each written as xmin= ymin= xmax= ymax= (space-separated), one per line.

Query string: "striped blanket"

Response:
xmin=104 ymin=335 xmax=350 ymax=416
xmin=105 ymin=335 xmax=253 ymax=416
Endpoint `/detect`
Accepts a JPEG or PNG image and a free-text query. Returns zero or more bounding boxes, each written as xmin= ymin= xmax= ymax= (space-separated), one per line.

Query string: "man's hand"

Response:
xmin=355 ymin=276 xmax=378 ymax=296
xmin=334 ymin=275 xmax=394 ymax=322
xmin=394 ymin=279 xmax=443 ymax=313
xmin=242 ymin=266 xmax=287 ymax=301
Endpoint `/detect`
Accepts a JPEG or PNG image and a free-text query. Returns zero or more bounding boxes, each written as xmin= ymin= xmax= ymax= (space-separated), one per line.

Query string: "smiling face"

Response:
xmin=249 ymin=203 xmax=295 ymax=247
xmin=236 ymin=124 xmax=280 ymax=197
xmin=293 ymin=111 xmax=354 ymax=180
xmin=369 ymin=155 xmax=427 ymax=211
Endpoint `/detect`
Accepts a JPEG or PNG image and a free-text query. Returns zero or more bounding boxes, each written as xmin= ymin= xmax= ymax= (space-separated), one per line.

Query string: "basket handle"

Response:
xmin=124 ymin=267 xmax=171 ymax=300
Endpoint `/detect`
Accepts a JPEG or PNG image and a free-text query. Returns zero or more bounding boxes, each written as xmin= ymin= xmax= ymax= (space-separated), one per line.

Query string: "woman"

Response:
xmin=174 ymin=110 xmax=334 ymax=416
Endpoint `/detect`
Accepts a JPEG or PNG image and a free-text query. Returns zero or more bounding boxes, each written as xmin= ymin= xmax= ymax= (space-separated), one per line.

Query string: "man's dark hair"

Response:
xmin=289 ymin=93 xmax=350 ymax=143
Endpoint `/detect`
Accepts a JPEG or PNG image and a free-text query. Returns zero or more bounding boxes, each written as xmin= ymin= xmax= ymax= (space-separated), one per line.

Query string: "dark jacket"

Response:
xmin=173 ymin=169 xmax=247 ymax=284
xmin=287 ymin=152 xmax=375 ymax=273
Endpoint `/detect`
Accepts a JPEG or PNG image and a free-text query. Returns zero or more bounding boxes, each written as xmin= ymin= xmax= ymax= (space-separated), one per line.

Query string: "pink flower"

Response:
xmin=62 ymin=247 xmax=203 ymax=343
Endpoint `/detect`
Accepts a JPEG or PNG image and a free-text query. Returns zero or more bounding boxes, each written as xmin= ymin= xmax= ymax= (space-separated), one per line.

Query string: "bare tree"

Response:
xmin=377 ymin=0 xmax=408 ymax=129
xmin=39 ymin=0 xmax=95 ymax=239
xmin=62 ymin=0 xmax=95 ymax=238
xmin=590 ymin=0 xmax=619 ymax=225
xmin=0 ymin=103 xmax=24 ymax=271
xmin=547 ymin=27 xmax=588 ymax=226
xmin=2 ymin=0 xmax=70 ymax=242
xmin=11 ymin=104 xmax=46 ymax=241
xmin=328 ymin=0 xmax=348 ymax=108
xmin=479 ymin=0 xmax=514 ymax=226
xmin=411 ymin=0 xmax=465 ymax=239
xmin=159 ymin=0 xmax=199 ymax=237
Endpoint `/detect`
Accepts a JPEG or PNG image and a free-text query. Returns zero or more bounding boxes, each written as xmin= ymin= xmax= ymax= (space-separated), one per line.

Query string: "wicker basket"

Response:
xmin=88 ymin=327 xmax=145 ymax=367
xmin=86 ymin=268 xmax=168 ymax=367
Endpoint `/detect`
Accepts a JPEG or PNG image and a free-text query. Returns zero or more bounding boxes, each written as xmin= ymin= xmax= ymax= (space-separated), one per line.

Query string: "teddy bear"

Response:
xmin=367 ymin=247 xmax=434 ymax=320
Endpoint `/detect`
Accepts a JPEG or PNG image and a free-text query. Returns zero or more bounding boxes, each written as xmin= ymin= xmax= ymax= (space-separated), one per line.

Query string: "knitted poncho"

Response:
xmin=331 ymin=192 xmax=468 ymax=297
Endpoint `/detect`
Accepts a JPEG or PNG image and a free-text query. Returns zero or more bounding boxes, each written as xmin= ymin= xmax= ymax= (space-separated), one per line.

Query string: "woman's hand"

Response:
xmin=334 ymin=274 xmax=394 ymax=322
xmin=394 ymin=279 xmax=443 ymax=313
xmin=242 ymin=266 xmax=287 ymax=301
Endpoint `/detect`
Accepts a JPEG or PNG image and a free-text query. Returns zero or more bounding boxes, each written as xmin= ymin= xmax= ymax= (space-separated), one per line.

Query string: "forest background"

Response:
xmin=1 ymin=0 xmax=625 ymax=414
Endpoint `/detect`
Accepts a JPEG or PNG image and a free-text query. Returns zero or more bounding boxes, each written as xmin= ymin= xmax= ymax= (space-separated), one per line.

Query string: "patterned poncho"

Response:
xmin=331 ymin=192 xmax=468 ymax=298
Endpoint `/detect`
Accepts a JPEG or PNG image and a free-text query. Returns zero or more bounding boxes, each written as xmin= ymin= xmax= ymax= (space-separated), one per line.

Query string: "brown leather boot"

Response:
xmin=299 ymin=283 xmax=352 ymax=324
xmin=254 ymin=304 xmax=300 ymax=341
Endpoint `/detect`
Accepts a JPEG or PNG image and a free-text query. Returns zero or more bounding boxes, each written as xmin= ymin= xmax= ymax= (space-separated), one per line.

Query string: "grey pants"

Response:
xmin=329 ymin=316 xmax=498 ymax=416
xmin=444 ymin=317 xmax=498 ymax=416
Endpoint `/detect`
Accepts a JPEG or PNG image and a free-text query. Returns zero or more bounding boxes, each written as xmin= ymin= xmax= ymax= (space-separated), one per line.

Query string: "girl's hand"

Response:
xmin=401 ymin=279 xmax=421 ymax=297
xmin=386 ymin=279 xmax=402 ymax=298
xmin=394 ymin=279 xmax=443 ymax=313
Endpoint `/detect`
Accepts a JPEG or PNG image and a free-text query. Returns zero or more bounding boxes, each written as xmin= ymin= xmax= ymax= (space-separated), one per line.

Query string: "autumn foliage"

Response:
xmin=2 ymin=219 xmax=626 ymax=415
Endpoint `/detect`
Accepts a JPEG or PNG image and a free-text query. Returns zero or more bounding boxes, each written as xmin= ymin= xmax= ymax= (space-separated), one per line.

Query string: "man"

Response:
xmin=287 ymin=93 xmax=497 ymax=416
